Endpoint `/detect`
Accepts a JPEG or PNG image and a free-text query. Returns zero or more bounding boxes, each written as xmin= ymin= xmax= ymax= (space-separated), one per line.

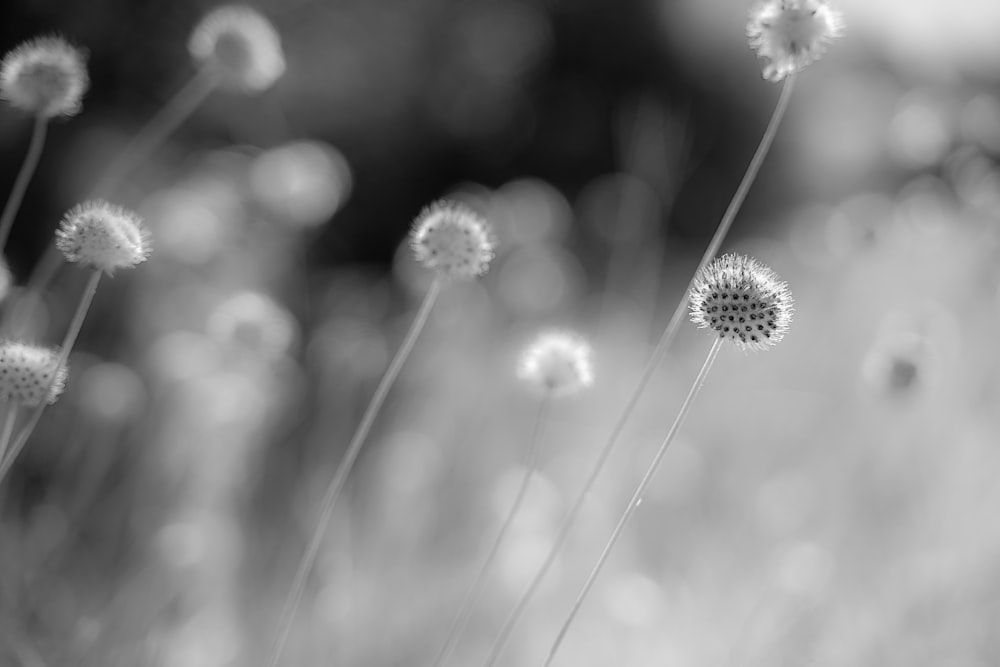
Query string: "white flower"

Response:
xmin=410 ymin=200 xmax=495 ymax=279
xmin=0 ymin=36 xmax=88 ymax=117
xmin=747 ymin=0 xmax=843 ymax=82
xmin=518 ymin=331 xmax=594 ymax=397
xmin=0 ymin=341 xmax=67 ymax=407
xmin=56 ymin=200 xmax=151 ymax=274
xmin=189 ymin=5 xmax=286 ymax=93
xmin=689 ymin=254 xmax=793 ymax=351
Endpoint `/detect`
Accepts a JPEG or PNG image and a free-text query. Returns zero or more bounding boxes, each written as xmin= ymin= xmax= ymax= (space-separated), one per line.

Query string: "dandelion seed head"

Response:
xmin=747 ymin=0 xmax=843 ymax=82
xmin=56 ymin=200 xmax=151 ymax=274
xmin=189 ymin=5 xmax=285 ymax=93
xmin=410 ymin=200 xmax=495 ymax=279
xmin=0 ymin=341 xmax=67 ymax=407
xmin=0 ymin=36 xmax=88 ymax=117
xmin=689 ymin=254 xmax=793 ymax=351
xmin=517 ymin=331 xmax=594 ymax=397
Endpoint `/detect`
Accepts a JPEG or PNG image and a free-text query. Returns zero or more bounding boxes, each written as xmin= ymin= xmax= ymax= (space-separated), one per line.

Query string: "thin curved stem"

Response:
xmin=13 ymin=69 xmax=219 ymax=324
xmin=0 ymin=115 xmax=47 ymax=252
xmin=541 ymin=338 xmax=722 ymax=667
xmin=431 ymin=398 xmax=551 ymax=667
xmin=0 ymin=402 xmax=18 ymax=468
xmin=268 ymin=277 xmax=445 ymax=667
xmin=0 ymin=269 xmax=101 ymax=486
xmin=480 ymin=75 xmax=795 ymax=667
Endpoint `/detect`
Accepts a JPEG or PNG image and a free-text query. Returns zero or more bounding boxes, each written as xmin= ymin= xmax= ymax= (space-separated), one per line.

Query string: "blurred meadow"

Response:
xmin=1 ymin=0 xmax=1000 ymax=665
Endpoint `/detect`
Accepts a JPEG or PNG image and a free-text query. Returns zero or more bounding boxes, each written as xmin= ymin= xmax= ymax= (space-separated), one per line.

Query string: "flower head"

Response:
xmin=56 ymin=200 xmax=151 ymax=274
xmin=0 ymin=341 xmax=67 ymax=407
xmin=517 ymin=331 xmax=594 ymax=397
xmin=207 ymin=290 xmax=298 ymax=360
xmin=689 ymin=254 xmax=793 ymax=351
xmin=0 ymin=36 xmax=88 ymax=117
xmin=410 ymin=200 xmax=495 ymax=279
xmin=747 ymin=0 xmax=843 ymax=82
xmin=189 ymin=5 xmax=286 ymax=93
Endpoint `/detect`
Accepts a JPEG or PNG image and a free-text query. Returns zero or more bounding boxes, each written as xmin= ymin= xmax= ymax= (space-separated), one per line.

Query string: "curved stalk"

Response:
xmin=0 ymin=115 xmax=47 ymax=251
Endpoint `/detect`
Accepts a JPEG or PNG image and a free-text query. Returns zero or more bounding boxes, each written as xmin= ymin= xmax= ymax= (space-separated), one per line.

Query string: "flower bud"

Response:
xmin=0 ymin=36 xmax=88 ymax=117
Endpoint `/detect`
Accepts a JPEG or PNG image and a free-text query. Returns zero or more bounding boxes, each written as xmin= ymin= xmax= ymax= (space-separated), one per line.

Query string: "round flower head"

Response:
xmin=0 ymin=36 xmax=88 ymax=117
xmin=410 ymin=200 xmax=495 ymax=279
xmin=0 ymin=341 xmax=67 ymax=407
xmin=517 ymin=331 xmax=594 ymax=397
xmin=56 ymin=200 xmax=151 ymax=274
xmin=747 ymin=0 xmax=843 ymax=82
xmin=689 ymin=254 xmax=793 ymax=351
xmin=189 ymin=5 xmax=286 ymax=93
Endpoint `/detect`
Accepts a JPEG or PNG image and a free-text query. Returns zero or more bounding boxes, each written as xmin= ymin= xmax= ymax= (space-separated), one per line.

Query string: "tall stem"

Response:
xmin=12 ymin=70 xmax=219 ymax=325
xmin=0 ymin=401 xmax=18 ymax=469
xmin=268 ymin=277 xmax=445 ymax=667
xmin=432 ymin=398 xmax=551 ymax=667
xmin=0 ymin=269 xmax=101 ymax=486
xmin=0 ymin=115 xmax=47 ymax=252
xmin=541 ymin=339 xmax=722 ymax=666
xmin=480 ymin=75 xmax=795 ymax=667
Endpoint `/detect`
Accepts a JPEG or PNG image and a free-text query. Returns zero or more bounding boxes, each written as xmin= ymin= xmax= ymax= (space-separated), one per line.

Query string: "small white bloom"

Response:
xmin=747 ymin=0 xmax=843 ymax=82
xmin=518 ymin=331 xmax=594 ymax=397
xmin=410 ymin=200 xmax=495 ymax=279
xmin=689 ymin=254 xmax=793 ymax=351
xmin=0 ymin=340 xmax=67 ymax=407
xmin=0 ymin=36 xmax=88 ymax=117
xmin=189 ymin=5 xmax=286 ymax=93
xmin=56 ymin=200 xmax=151 ymax=274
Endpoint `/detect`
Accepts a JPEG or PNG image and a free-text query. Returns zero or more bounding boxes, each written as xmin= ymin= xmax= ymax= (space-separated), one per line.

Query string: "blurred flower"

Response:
xmin=747 ymin=0 xmax=843 ymax=82
xmin=77 ymin=361 xmax=147 ymax=423
xmin=0 ymin=340 xmax=67 ymax=406
xmin=250 ymin=141 xmax=352 ymax=228
xmin=0 ymin=36 xmax=88 ymax=117
xmin=189 ymin=5 xmax=285 ymax=93
xmin=410 ymin=200 xmax=495 ymax=279
xmin=689 ymin=254 xmax=793 ymax=351
xmin=56 ymin=200 xmax=151 ymax=274
xmin=517 ymin=330 xmax=594 ymax=397
xmin=206 ymin=290 xmax=298 ymax=360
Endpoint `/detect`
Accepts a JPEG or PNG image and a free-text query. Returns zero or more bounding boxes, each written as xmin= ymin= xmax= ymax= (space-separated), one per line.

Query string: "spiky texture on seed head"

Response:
xmin=0 ymin=36 xmax=88 ymax=117
xmin=747 ymin=0 xmax=843 ymax=82
xmin=56 ymin=200 xmax=151 ymax=274
xmin=689 ymin=254 xmax=793 ymax=351
xmin=0 ymin=341 xmax=67 ymax=406
xmin=410 ymin=200 xmax=495 ymax=279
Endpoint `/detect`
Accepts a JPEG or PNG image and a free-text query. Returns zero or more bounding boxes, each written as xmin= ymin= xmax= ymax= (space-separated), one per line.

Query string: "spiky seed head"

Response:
xmin=189 ymin=5 xmax=286 ymax=93
xmin=56 ymin=200 xmax=151 ymax=274
xmin=0 ymin=36 xmax=88 ymax=117
xmin=0 ymin=341 xmax=67 ymax=407
xmin=689 ymin=254 xmax=793 ymax=351
xmin=747 ymin=0 xmax=843 ymax=82
xmin=517 ymin=331 xmax=594 ymax=397
xmin=410 ymin=200 xmax=495 ymax=279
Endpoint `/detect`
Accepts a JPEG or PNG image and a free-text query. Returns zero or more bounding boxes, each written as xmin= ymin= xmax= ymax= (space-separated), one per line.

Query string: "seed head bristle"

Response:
xmin=0 ymin=340 xmax=67 ymax=407
xmin=747 ymin=0 xmax=843 ymax=82
xmin=410 ymin=200 xmax=495 ymax=279
xmin=56 ymin=200 xmax=151 ymax=274
xmin=689 ymin=254 xmax=793 ymax=351
xmin=517 ymin=331 xmax=594 ymax=397
xmin=0 ymin=36 xmax=88 ymax=117
xmin=189 ymin=5 xmax=285 ymax=93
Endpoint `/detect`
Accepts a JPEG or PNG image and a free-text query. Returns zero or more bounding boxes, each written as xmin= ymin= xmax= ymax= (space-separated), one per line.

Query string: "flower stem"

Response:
xmin=268 ymin=277 xmax=445 ymax=667
xmin=0 ymin=269 xmax=101 ymax=486
xmin=0 ymin=115 xmax=47 ymax=252
xmin=481 ymin=75 xmax=795 ymax=667
xmin=431 ymin=397 xmax=551 ymax=667
xmin=0 ymin=401 xmax=19 ymax=469
xmin=10 ymin=69 xmax=220 ymax=328
xmin=540 ymin=337 xmax=722 ymax=667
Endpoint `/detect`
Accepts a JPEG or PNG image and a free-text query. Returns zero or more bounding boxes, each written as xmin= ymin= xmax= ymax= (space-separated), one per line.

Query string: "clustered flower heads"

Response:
xmin=189 ymin=5 xmax=286 ymax=93
xmin=517 ymin=331 xmax=594 ymax=397
xmin=747 ymin=0 xmax=843 ymax=82
xmin=0 ymin=36 xmax=88 ymax=117
xmin=410 ymin=200 xmax=495 ymax=279
xmin=689 ymin=254 xmax=793 ymax=351
xmin=0 ymin=341 xmax=67 ymax=407
xmin=55 ymin=200 xmax=151 ymax=274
